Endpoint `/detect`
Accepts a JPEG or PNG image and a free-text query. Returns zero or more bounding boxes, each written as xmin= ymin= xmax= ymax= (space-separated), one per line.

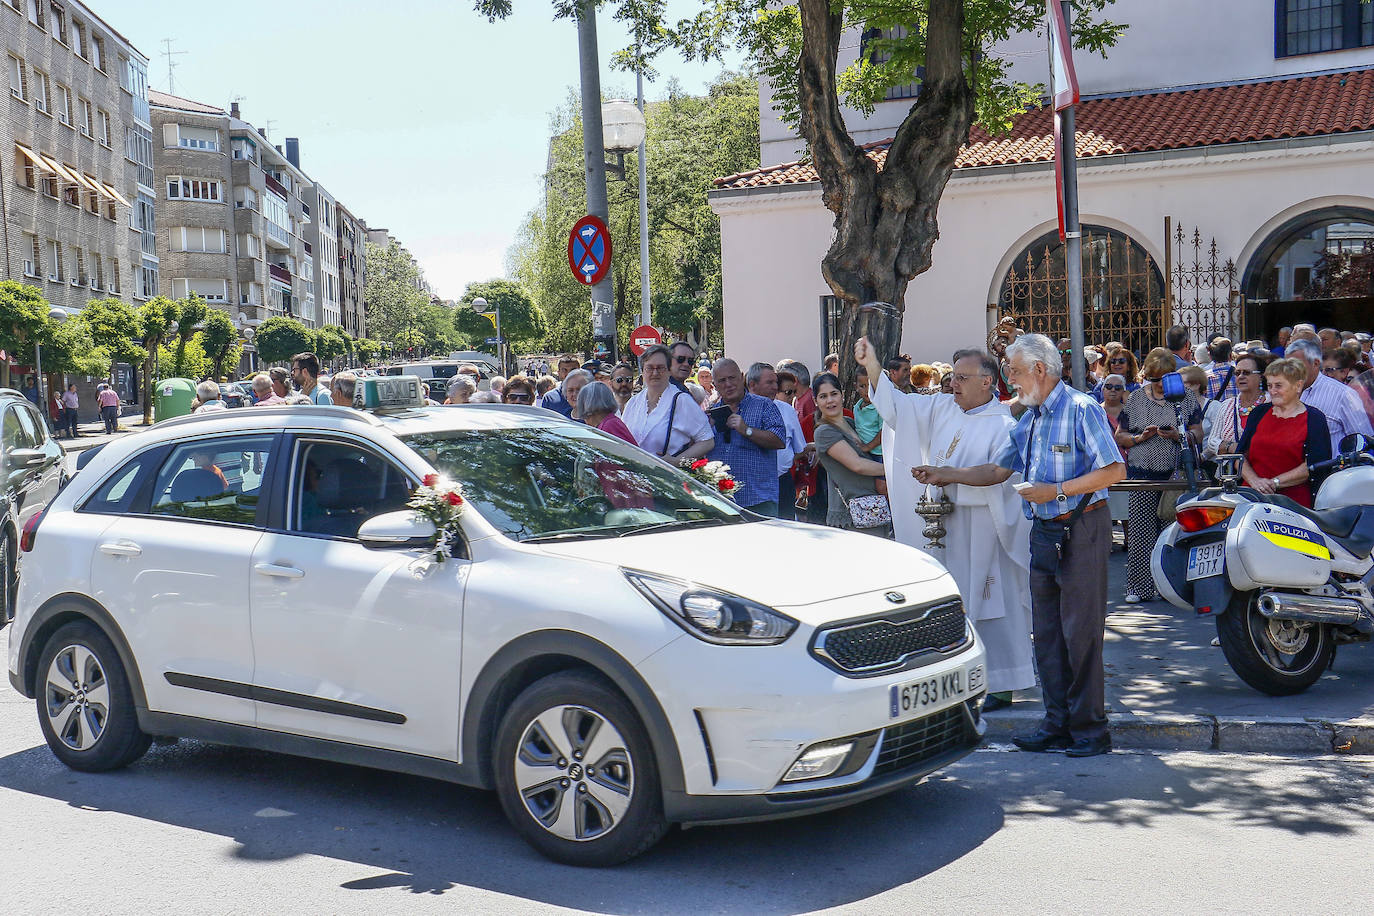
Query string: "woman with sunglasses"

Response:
xmin=1091 ymin=347 xmax=1141 ymax=401
xmin=500 ymin=374 xmax=538 ymax=406
xmin=1113 ymin=348 xmax=1205 ymax=603
xmin=623 ymin=344 xmax=715 ymax=462
xmin=1205 ymin=352 xmax=1269 ymax=458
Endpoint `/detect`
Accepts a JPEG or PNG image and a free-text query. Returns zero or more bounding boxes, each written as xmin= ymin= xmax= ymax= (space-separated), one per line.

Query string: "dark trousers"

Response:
xmin=63 ymin=407 xmax=78 ymax=437
xmin=100 ymin=404 xmax=118 ymax=434
xmin=776 ymin=473 xmax=795 ymax=521
xmin=1029 ymin=506 xmax=1110 ymax=740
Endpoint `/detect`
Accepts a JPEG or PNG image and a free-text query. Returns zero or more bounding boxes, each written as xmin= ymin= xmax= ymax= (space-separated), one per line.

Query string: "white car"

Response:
xmin=6 ymin=379 xmax=986 ymax=866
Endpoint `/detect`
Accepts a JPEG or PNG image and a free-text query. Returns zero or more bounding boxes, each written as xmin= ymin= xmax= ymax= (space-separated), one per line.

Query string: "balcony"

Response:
xmin=264 ymin=173 xmax=288 ymax=199
xmin=265 ymin=220 xmax=290 ymax=250
xmin=269 ymin=263 xmax=291 ymax=284
xmin=303 ymin=241 xmax=312 ymax=255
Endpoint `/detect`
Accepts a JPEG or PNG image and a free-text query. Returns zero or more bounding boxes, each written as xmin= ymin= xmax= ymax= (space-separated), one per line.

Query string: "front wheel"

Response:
xmin=1216 ymin=592 xmax=1334 ymax=695
xmin=493 ymin=671 xmax=668 ymax=866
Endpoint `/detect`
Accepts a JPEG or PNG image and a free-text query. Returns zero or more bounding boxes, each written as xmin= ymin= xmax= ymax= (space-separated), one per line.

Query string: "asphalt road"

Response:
xmin=1 ymin=676 xmax=1371 ymax=916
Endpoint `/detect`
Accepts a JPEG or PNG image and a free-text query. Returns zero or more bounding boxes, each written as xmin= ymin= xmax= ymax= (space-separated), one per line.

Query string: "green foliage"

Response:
xmin=507 ymin=72 xmax=757 ymax=353
xmin=0 ymin=280 xmax=55 ymax=386
xmin=199 ymin=310 xmax=241 ymax=380
xmin=418 ymin=302 xmax=463 ymax=356
xmin=254 ymin=316 xmax=314 ymax=365
xmin=353 ymin=338 xmax=381 ymax=364
xmin=74 ymin=297 xmax=145 ymax=367
xmin=169 ymin=296 xmax=209 ymax=379
xmin=364 ymin=241 xmax=432 ymax=347
xmin=313 ymin=324 xmax=350 ymax=363
xmin=45 ymin=319 xmax=111 ymax=379
xmin=135 ymin=297 xmax=181 ymax=423
xmin=157 ymin=336 xmax=210 ymax=382
xmin=458 ymin=279 xmax=547 ymax=350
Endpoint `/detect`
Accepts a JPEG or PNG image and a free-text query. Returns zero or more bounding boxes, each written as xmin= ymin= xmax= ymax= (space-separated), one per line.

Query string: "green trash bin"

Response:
xmin=153 ymin=377 xmax=197 ymax=422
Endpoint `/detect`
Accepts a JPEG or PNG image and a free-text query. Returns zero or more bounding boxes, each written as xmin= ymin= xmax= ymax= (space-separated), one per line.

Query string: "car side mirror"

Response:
xmin=357 ymin=511 xmax=438 ymax=550
xmin=7 ymin=447 xmax=46 ymax=469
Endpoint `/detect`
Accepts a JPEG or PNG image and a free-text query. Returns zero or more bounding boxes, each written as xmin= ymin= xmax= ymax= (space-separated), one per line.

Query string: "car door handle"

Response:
xmin=98 ymin=542 xmax=142 ymax=557
xmin=254 ymin=563 xmax=305 ymax=579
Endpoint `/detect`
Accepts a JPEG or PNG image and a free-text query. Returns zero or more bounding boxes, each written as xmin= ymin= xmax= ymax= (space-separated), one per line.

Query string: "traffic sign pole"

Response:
xmin=576 ymin=1 xmax=617 ymax=359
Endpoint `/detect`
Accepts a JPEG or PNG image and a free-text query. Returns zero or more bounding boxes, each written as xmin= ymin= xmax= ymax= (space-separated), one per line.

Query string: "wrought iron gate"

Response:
xmin=998 ymin=226 xmax=1165 ymax=357
xmin=1167 ymin=220 xmax=1244 ymax=345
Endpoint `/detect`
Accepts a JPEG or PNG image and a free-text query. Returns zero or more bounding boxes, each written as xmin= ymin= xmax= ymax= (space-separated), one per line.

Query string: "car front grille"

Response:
xmin=872 ymin=704 xmax=973 ymax=777
xmin=812 ymin=599 xmax=968 ymax=675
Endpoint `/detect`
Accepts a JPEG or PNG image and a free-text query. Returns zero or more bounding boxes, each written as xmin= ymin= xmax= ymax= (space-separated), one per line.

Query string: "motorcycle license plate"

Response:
xmin=889 ymin=664 xmax=983 ymax=719
xmin=1187 ymin=542 xmax=1225 ymax=580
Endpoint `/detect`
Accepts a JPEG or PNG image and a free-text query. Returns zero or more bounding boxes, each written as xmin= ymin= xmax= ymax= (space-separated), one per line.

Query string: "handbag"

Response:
xmin=1157 ymin=487 xmax=1183 ymax=522
xmin=846 ymin=493 xmax=892 ymax=529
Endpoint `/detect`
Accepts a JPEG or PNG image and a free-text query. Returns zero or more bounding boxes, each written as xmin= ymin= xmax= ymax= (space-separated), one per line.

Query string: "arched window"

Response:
xmin=998 ymin=226 xmax=1164 ymax=357
xmin=1242 ymin=207 xmax=1374 ymax=340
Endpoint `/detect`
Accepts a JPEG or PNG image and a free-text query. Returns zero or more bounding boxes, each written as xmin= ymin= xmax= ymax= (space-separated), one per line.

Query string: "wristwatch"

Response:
xmin=1056 ymin=485 xmax=1068 ymax=504
xmin=1271 ymin=477 xmax=1281 ymax=489
xmin=744 ymin=426 xmax=754 ymax=438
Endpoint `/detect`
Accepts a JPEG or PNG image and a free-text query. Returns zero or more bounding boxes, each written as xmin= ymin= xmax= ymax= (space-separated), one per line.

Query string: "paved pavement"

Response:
xmin=55 ymin=415 xmax=151 ymax=453
xmin=984 ymin=537 xmax=1374 ymax=755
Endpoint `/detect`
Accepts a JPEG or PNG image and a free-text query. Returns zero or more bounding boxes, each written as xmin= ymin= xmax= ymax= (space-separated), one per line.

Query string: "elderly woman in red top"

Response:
xmin=1238 ymin=358 xmax=1331 ymax=508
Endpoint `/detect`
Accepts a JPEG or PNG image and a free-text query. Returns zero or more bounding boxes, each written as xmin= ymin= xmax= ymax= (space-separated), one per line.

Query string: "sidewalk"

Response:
xmin=984 ymin=544 xmax=1374 ymax=754
xmin=56 ymin=417 xmax=154 ymax=454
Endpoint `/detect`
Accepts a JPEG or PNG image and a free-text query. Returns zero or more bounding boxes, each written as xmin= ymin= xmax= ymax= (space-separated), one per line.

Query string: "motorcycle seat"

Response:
xmin=1255 ymin=494 xmax=1374 ymax=556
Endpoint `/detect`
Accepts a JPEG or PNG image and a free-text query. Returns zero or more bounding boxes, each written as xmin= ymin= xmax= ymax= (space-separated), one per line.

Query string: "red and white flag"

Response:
xmin=1047 ymin=1 xmax=1080 ymax=240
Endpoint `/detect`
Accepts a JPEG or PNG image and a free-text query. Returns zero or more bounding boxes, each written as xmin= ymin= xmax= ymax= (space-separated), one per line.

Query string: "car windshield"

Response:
xmin=402 ymin=424 xmax=747 ymax=541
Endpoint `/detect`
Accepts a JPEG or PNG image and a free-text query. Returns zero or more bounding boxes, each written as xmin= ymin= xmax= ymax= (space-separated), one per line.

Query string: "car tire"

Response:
xmin=36 ymin=621 xmax=152 ymax=772
xmin=493 ymin=671 xmax=669 ymax=866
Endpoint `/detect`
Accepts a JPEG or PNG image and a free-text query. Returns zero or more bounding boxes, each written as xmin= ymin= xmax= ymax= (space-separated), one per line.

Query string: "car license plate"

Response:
xmin=890 ymin=664 xmax=983 ymax=719
xmin=1187 ymin=542 xmax=1225 ymax=581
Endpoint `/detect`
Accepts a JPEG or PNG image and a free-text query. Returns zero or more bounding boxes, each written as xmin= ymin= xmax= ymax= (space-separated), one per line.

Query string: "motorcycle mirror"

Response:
xmin=1339 ymin=432 xmax=1374 ymax=455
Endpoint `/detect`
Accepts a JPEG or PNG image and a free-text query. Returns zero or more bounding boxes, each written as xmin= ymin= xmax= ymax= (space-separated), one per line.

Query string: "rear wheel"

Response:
xmin=1216 ymin=591 xmax=1334 ymax=695
xmin=493 ymin=671 xmax=668 ymax=866
xmin=36 ymin=621 xmax=152 ymax=771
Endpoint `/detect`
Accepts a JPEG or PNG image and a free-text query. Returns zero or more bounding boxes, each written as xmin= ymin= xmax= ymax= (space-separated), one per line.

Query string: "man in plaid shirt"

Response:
xmin=1205 ymin=338 xmax=1238 ymax=400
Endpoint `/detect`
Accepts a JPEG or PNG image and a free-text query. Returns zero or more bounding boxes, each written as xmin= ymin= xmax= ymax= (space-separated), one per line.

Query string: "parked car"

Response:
xmin=6 ymin=379 xmax=985 ymax=865
xmin=0 ymin=387 xmax=64 ymax=626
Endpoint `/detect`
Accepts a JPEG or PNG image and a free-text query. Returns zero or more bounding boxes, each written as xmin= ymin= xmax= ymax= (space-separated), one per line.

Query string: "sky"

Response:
xmin=92 ymin=0 xmax=745 ymax=299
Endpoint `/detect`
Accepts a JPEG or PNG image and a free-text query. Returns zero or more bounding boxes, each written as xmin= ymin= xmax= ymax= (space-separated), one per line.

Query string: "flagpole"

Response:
xmin=1059 ymin=0 xmax=1085 ymax=392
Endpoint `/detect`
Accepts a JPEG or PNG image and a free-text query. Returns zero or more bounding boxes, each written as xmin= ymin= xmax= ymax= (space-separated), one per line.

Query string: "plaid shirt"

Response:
xmin=708 ymin=393 xmax=787 ymax=508
xmin=1206 ymin=361 xmax=1238 ymax=400
xmin=996 ymin=381 xmax=1123 ymax=520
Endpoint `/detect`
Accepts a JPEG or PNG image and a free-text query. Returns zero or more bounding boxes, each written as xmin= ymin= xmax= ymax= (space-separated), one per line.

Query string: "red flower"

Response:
xmin=718 ymin=479 xmax=736 ymax=492
xmin=446 ymin=491 xmax=463 ymax=506
xmin=690 ymin=458 xmax=708 ymax=470
xmin=423 ymin=473 xmax=440 ymax=487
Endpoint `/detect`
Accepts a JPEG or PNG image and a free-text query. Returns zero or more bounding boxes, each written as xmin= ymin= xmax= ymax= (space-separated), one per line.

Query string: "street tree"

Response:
xmin=364 ymin=240 xmax=430 ymax=346
xmin=255 ymin=316 xmax=314 ymax=365
xmin=0 ymin=280 xmax=54 ymax=388
xmin=44 ymin=319 xmax=111 ymax=380
xmin=166 ymin=296 xmax=209 ymax=379
xmin=313 ymin=325 xmax=350 ymax=366
xmin=458 ymin=279 xmax=547 ymax=352
xmin=200 ymin=309 xmax=242 ymax=380
xmin=135 ymin=297 xmax=180 ymax=424
xmin=353 ymin=338 xmax=381 ymax=365
xmin=76 ymin=298 xmax=146 ymax=370
xmin=479 ymin=0 xmax=1122 ymax=379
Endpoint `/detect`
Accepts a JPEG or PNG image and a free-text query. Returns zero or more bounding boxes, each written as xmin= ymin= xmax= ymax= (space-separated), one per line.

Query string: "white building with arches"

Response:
xmin=710 ymin=0 xmax=1374 ymax=364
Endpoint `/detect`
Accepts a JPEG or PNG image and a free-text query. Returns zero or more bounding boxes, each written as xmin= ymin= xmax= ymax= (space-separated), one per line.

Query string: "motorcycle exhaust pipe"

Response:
xmin=1257 ymin=592 xmax=1364 ymax=625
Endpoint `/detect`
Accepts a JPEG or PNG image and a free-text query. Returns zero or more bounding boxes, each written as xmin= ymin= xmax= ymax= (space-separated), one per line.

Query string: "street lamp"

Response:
xmin=602 ymin=98 xmax=652 ymax=328
xmin=36 ymin=307 xmax=67 ymax=425
xmin=473 ymin=297 xmax=504 ymax=374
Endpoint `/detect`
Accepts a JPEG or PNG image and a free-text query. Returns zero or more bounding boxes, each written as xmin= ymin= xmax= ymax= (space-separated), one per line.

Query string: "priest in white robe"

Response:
xmin=856 ymin=338 xmax=1036 ymax=707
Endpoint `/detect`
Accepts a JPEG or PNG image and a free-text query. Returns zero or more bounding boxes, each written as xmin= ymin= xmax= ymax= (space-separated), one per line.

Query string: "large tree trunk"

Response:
xmin=795 ymin=0 xmax=976 ymax=391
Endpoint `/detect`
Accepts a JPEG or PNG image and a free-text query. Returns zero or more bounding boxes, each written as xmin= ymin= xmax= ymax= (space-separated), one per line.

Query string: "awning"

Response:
xmin=102 ymin=182 xmax=132 ymax=207
xmin=14 ymin=144 xmax=50 ymax=172
xmin=69 ymin=170 xmax=103 ymax=194
xmin=36 ymin=153 xmax=79 ymax=185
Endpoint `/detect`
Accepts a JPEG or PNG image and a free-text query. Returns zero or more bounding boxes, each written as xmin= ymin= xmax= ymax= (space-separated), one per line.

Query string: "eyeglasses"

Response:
xmin=1322 ymin=366 xmax=1346 ymax=375
xmin=1109 ymin=357 xmax=1129 ymax=364
xmin=781 ymin=387 xmax=795 ymax=396
xmin=643 ymin=364 xmax=666 ymax=374
xmin=1234 ymin=369 xmax=1260 ymax=377
xmin=1103 ymin=384 xmax=1124 ymax=390
xmin=506 ymin=392 xmax=532 ymax=403
xmin=611 ymin=376 xmax=632 ymax=384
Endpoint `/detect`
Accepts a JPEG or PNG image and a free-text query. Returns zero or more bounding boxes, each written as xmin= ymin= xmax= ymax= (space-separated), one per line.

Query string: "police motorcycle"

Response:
xmin=1151 ymin=431 xmax=1374 ymax=696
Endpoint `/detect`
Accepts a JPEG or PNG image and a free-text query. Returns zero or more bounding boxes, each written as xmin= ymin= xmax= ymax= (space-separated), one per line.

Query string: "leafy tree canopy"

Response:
xmin=76 ymin=297 xmax=146 ymax=367
xmin=199 ymin=309 xmax=242 ymax=380
xmin=255 ymin=316 xmax=314 ymax=365
xmin=458 ymin=279 xmax=547 ymax=350
xmin=364 ymin=241 xmax=432 ymax=346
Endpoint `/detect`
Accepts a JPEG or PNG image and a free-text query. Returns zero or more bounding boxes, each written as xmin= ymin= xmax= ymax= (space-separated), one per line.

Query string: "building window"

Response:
xmin=90 ymin=34 xmax=103 ymax=71
xmin=171 ymin=279 xmax=228 ymax=302
xmin=31 ymin=68 xmax=47 ymax=111
xmin=46 ymin=240 xmax=62 ymax=282
xmin=173 ymin=227 xmax=227 ymax=253
xmin=7 ymin=55 xmax=24 ymax=101
xmin=166 ymin=176 xmax=221 ymax=202
xmin=139 ymin=259 xmax=158 ymax=299
xmin=240 ymin=282 xmax=262 ymax=306
xmin=85 ymin=179 xmax=100 ymax=213
xmin=168 ymin=124 xmax=219 ymax=151
xmin=819 ymin=295 xmax=844 ymax=359
xmin=126 ymin=125 xmax=153 ymax=187
xmin=135 ymin=192 xmax=156 ymax=255
xmin=97 ymin=109 xmax=110 ymax=146
xmin=22 ymin=233 xmax=40 ymax=278
xmin=860 ymin=25 xmax=924 ymax=101
xmin=62 ymin=173 xmax=79 ymax=206
xmin=71 ymin=19 xmax=86 ymax=58
xmin=73 ymin=248 xmax=86 ymax=287
xmin=56 ymin=83 xmax=70 ymax=124
xmin=109 ymin=260 xmax=120 ymax=294
xmin=78 ymin=97 xmax=92 ymax=136
xmin=26 ymin=0 xmax=41 ymax=29
xmin=93 ymin=254 xmax=103 ymax=290
xmin=1278 ymin=0 xmax=1374 ymax=56
xmin=238 ymin=233 xmax=260 ymax=258
xmin=47 ymin=1 xmax=64 ymax=43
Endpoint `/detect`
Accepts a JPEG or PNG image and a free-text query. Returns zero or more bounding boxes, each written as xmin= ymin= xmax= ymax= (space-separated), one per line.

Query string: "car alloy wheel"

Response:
xmin=514 ymin=704 xmax=634 ymax=842
xmin=45 ymin=644 xmax=111 ymax=751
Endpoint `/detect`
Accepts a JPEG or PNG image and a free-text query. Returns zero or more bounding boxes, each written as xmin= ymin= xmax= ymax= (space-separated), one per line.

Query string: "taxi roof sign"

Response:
xmin=356 ymin=374 xmax=426 ymax=410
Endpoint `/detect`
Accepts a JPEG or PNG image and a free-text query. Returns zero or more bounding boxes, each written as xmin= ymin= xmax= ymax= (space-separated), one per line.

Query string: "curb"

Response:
xmin=982 ymin=708 xmax=1374 ymax=755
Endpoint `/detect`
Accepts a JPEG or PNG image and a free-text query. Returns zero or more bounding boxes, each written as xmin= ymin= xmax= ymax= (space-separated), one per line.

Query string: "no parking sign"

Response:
xmin=568 ymin=216 xmax=612 ymax=286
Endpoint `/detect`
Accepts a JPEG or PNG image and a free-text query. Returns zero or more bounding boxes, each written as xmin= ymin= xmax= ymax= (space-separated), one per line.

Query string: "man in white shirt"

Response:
xmin=1289 ymin=338 xmax=1373 ymax=452
xmin=192 ymin=380 xmax=227 ymax=414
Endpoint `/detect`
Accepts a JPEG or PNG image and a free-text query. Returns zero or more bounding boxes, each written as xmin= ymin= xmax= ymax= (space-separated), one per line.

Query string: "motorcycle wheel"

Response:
xmin=1216 ymin=591 xmax=1334 ymax=696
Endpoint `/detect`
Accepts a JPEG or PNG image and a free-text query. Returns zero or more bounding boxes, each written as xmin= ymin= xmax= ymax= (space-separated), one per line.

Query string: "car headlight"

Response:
xmin=623 ymin=570 xmax=797 ymax=645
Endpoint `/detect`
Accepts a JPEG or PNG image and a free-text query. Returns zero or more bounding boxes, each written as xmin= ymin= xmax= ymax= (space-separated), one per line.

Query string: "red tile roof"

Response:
xmin=716 ymin=69 xmax=1374 ymax=191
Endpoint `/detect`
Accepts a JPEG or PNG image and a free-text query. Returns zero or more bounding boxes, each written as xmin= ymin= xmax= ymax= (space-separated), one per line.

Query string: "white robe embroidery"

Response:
xmin=872 ymin=374 xmax=1037 ymax=693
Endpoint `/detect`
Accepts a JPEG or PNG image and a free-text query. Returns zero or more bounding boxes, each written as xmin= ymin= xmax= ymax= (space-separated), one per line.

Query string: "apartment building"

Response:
xmin=149 ymin=92 xmax=315 ymax=330
xmin=336 ymin=200 xmax=366 ymax=337
xmin=285 ymin=137 xmax=342 ymax=329
xmin=3 ymin=0 xmax=155 ymax=315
